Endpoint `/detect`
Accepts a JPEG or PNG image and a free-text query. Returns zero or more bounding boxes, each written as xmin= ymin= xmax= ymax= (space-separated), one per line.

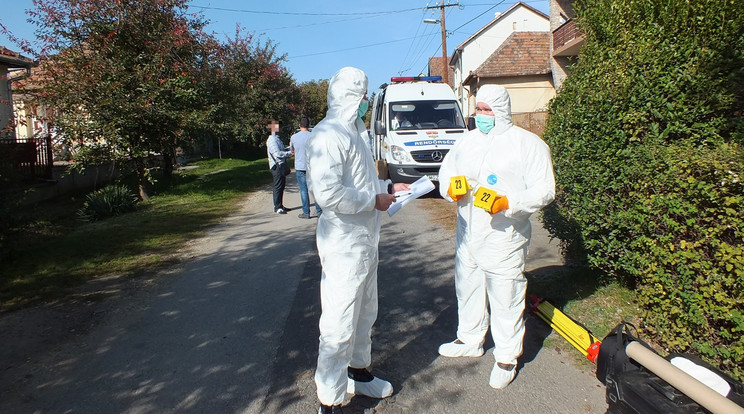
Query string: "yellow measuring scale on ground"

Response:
xmin=530 ymin=295 xmax=601 ymax=362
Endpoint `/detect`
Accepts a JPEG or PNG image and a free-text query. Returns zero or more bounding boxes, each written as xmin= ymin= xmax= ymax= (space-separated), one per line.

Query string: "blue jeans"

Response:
xmin=296 ymin=170 xmax=321 ymax=216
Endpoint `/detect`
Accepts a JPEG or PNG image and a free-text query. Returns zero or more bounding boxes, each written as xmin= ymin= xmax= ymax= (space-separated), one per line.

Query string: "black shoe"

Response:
xmin=298 ymin=213 xmax=310 ymax=219
xmin=318 ymin=403 xmax=344 ymax=414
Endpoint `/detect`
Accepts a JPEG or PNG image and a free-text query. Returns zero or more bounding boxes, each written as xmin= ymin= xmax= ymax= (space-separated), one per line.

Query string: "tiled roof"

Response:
xmin=0 ymin=46 xmax=35 ymax=67
xmin=470 ymin=32 xmax=550 ymax=79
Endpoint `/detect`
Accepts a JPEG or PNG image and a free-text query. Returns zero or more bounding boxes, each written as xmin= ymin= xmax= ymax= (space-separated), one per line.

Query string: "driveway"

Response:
xmin=0 ymin=171 xmax=608 ymax=413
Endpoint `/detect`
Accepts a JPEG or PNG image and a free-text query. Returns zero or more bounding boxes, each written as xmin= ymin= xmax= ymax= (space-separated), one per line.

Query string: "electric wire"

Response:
xmin=189 ymin=2 xmax=547 ymax=76
xmin=250 ymin=14 xmax=391 ymax=33
xmin=289 ymin=34 xmax=433 ymax=59
xmin=416 ymin=0 xmax=508 ymax=74
xmin=396 ymin=8 xmax=428 ymax=76
xmin=188 ymin=5 xmax=423 ymax=17
xmin=451 ymin=0 xmax=507 ymax=33
xmin=397 ymin=9 xmax=441 ymax=75
xmin=412 ymin=6 xmax=455 ymax=76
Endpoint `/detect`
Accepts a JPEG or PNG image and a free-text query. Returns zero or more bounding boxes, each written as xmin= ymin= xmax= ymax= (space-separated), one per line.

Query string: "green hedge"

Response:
xmin=543 ymin=0 xmax=744 ymax=379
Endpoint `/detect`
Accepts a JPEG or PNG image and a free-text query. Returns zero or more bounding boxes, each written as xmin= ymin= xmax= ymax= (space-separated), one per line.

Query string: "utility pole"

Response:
xmin=425 ymin=2 xmax=458 ymax=86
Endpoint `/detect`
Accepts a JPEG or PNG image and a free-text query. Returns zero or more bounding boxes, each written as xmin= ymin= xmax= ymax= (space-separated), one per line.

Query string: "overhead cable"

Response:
xmin=188 ymin=5 xmax=424 ymax=16
xmin=290 ymin=34 xmax=432 ymax=59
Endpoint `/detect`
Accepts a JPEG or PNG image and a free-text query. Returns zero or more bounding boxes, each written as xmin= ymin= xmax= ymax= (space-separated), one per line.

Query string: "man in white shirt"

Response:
xmin=290 ymin=116 xmax=322 ymax=219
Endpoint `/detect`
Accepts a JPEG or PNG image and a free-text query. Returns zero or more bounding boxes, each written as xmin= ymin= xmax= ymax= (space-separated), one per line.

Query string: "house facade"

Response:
xmin=427 ymin=56 xmax=454 ymax=89
xmin=462 ymin=32 xmax=554 ymax=116
xmin=0 ymin=46 xmax=34 ymax=140
xmin=10 ymin=65 xmax=54 ymax=142
xmin=448 ymin=1 xmax=550 ymax=116
xmin=550 ymin=0 xmax=584 ymax=89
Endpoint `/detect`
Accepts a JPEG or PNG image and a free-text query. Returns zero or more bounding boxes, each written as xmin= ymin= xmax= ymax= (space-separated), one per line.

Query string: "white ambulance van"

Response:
xmin=370 ymin=76 xmax=467 ymax=183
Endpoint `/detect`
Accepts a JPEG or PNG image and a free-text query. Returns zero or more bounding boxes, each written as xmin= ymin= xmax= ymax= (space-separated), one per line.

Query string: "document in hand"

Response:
xmin=387 ymin=175 xmax=436 ymax=217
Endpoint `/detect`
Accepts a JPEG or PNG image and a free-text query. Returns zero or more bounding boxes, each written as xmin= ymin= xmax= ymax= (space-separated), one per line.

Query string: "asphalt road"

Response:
xmin=0 ymin=171 xmax=608 ymax=413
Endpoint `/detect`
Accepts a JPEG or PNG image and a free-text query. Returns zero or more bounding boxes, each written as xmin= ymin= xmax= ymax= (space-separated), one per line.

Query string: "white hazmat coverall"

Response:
xmin=438 ymin=85 xmax=555 ymax=375
xmin=307 ymin=67 xmax=391 ymax=405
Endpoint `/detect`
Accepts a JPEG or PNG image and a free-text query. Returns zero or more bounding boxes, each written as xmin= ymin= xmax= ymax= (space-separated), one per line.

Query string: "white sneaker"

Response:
xmin=347 ymin=376 xmax=393 ymax=399
xmin=438 ymin=340 xmax=484 ymax=358
xmin=489 ymin=362 xmax=517 ymax=389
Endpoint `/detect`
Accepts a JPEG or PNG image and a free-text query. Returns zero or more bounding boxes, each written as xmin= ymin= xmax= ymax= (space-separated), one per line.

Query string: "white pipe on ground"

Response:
xmin=626 ymin=342 xmax=744 ymax=414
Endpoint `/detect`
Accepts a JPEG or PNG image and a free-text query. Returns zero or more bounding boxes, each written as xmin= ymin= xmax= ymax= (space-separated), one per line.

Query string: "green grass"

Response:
xmin=527 ymin=266 xmax=642 ymax=368
xmin=0 ymin=158 xmax=271 ymax=312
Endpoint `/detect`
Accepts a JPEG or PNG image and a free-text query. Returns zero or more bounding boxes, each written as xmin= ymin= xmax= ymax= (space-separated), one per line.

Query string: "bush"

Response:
xmin=78 ymin=185 xmax=139 ymax=222
xmin=543 ymin=0 xmax=744 ymax=379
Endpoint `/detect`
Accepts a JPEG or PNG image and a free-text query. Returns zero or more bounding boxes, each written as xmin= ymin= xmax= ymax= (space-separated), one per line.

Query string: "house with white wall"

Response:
xmin=462 ymin=31 xmax=554 ymax=114
xmin=449 ymin=1 xmax=549 ymax=116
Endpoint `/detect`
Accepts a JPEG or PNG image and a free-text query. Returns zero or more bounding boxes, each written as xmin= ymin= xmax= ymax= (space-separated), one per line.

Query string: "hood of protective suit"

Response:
xmin=476 ymin=85 xmax=512 ymax=135
xmin=326 ymin=66 xmax=368 ymax=126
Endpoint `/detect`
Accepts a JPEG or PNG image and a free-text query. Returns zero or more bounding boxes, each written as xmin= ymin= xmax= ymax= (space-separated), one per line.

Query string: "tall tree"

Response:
xmin=28 ymin=0 xmax=210 ymax=199
xmin=297 ymin=79 xmax=329 ymax=127
xmin=209 ymin=26 xmax=299 ymax=153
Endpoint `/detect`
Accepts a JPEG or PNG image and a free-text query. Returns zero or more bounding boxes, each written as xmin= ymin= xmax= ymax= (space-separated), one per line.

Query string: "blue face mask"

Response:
xmin=475 ymin=114 xmax=495 ymax=134
xmin=357 ymin=99 xmax=369 ymax=120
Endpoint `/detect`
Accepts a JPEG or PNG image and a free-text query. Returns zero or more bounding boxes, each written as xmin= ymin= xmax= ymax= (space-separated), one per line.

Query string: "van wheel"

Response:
xmin=375 ymin=160 xmax=388 ymax=180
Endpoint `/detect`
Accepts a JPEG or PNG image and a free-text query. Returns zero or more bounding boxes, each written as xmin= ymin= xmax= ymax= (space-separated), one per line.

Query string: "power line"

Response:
xmin=188 ymin=5 xmax=424 ymax=17
xmin=414 ymin=0 xmax=512 ymax=76
xmin=405 ymin=30 xmax=439 ymax=75
xmin=398 ymin=8 xmax=442 ymax=75
xmin=249 ymin=14 xmax=386 ymax=33
xmin=461 ymin=0 xmax=547 ymax=8
xmin=397 ymin=8 xmax=428 ymax=75
xmin=451 ymin=0 xmax=507 ymax=33
xmin=289 ymin=33 xmax=433 ymax=59
xmin=411 ymin=6 xmax=454 ymax=77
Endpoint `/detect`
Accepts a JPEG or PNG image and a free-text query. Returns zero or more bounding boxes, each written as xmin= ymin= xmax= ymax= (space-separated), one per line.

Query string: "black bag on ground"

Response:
xmin=596 ymin=322 xmax=744 ymax=414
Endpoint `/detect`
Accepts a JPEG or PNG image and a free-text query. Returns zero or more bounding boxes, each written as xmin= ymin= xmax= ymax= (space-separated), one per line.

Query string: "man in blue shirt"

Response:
xmin=290 ymin=116 xmax=322 ymax=219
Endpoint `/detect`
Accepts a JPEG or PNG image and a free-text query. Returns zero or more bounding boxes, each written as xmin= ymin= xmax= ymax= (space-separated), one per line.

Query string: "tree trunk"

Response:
xmin=162 ymin=148 xmax=174 ymax=180
xmin=135 ymin=158 xmax=149 ymax=201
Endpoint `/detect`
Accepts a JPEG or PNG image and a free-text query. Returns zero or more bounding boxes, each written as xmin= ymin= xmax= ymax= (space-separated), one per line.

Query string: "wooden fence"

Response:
xmin=0 ymin=135 xmax=53 ymax=180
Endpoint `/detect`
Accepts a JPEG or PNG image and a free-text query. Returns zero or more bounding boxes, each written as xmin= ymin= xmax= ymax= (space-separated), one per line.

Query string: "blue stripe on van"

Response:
xmin=404 ymin=139 xmax=457 ymax=146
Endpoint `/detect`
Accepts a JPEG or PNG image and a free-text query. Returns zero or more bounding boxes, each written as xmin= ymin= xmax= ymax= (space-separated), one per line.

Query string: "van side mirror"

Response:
xmin=467 ymin=117 xmax=476 ymax=131
xmin=374 ymin=120 xmax=387 ymax=135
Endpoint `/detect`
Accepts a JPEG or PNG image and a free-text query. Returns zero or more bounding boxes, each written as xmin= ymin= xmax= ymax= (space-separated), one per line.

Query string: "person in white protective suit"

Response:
xmin=437 ymin=84 xmax=555 ymax=389
xmin=306 ymin=67 xmax=410 ymax=414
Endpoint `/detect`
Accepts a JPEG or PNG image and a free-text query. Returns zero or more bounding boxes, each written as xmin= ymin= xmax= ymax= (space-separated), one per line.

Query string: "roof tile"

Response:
xmin=472 ymin=32 xmax=551 ymax=78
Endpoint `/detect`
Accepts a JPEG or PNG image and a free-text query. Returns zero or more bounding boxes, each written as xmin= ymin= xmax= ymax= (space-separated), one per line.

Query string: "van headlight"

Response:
xmin=391 ymin=145 xmax=412 ymax=162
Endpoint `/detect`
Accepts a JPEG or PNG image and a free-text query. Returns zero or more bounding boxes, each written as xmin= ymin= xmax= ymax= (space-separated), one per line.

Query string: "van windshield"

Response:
xmin=389 ymin=101 xmax=465 ymax=130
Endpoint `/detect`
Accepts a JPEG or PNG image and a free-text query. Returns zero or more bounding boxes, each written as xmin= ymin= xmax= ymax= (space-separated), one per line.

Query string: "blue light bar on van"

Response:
xmin=390 ymin=76 xmax=442 ymax=82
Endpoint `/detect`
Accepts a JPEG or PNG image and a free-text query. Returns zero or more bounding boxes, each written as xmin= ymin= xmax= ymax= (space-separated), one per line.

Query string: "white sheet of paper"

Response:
xmin=387 ymin=175 xmax=436 ymax=217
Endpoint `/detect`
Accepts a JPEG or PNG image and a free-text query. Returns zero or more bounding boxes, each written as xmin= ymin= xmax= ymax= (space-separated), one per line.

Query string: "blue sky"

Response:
xmin=0 ymin=0 xmax=549 ymax=94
